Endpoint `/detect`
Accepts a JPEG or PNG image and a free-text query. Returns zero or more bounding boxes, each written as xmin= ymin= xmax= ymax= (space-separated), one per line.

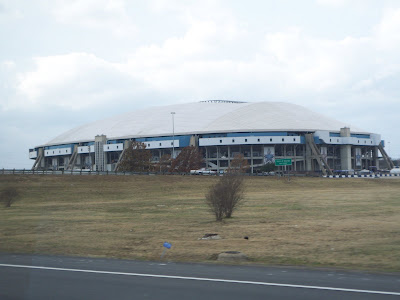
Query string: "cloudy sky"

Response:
xmin=1 ymin=0 xmax=399 ymax=169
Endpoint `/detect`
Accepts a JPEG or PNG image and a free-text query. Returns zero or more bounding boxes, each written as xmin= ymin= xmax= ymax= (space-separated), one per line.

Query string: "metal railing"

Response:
xmin=1 ymin=169 xmax=398 ymax=178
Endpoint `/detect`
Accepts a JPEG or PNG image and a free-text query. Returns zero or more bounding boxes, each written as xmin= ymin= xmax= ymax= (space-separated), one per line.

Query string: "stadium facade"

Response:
xmin=29 ymin=101 xmax=393 ymax=174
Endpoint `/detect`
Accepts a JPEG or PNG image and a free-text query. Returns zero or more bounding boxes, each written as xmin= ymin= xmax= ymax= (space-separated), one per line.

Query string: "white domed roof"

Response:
xmin=45 ymin=101 xmax=366 ymax=145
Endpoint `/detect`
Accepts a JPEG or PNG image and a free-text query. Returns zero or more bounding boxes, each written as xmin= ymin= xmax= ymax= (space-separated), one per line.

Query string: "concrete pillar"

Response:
xmin=190 ymin=135 xmax=198 ymax=147
xmin=216 ymin=146 xmax=220 ymax=172
xmin=340 ymin=128 xmax=352 ymax=170
xmin=38 ymin=148 xmax=45 ymax=168
xmin=305 ymin=140 xmax=312 ymax=171
xmin=250 ymin=145 xmax=253 ymax=173
xmin=228 ymin=146 xmax=231 ymax=168
xmin=94 ymin=135 xmax=107 ymax=171
xmin=373 ymin=146 xmax=379 ymax=169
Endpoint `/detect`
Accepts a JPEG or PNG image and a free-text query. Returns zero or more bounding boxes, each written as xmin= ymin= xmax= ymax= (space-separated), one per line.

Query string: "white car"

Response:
xmin=190 ymin=168 xmax=217 ymax=175
xmin=390 ymin=167 xmax=400 ymax=174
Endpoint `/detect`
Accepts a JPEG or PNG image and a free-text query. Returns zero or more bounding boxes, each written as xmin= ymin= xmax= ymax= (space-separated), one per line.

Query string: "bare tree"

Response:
xmin=118 ymin=141 xmax=152 ymax=172
xmin=1 ymin=187 xmax=18 ymax=208
xmin=229 ymin=154 xmax=250 ymax=173
xmin=170 ymin=146 xmax=203 ymax=173
xmin=152 ymin=154 xmax=171 ymax=172
xmin=205 ymin=173 xmax=245 ymax=221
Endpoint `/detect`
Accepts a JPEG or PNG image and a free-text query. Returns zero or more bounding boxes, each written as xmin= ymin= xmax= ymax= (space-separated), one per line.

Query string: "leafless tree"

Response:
xmin=170 ymin=146 xmax=203 ymax=173
xmin=118 ymin=141 xmax=152 ymax=172
xmin=156 ymin=154 xmax=171 ymax=172
xmin=229 ymin=154 xmax=250 ymax=173
xmin=1 ymin=187 xmax=18 ymax=208
xmin=205 ymin=173 xmax=245 ymax=221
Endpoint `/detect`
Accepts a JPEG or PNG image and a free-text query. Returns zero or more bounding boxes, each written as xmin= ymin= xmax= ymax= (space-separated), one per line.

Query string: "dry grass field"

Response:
xmin=0 ymin=174 xmax=399 ymax=272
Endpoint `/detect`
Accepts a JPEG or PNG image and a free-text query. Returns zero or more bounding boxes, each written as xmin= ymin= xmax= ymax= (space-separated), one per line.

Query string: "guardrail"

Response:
xmin=324 ymin=173 xmax=400 ymax=178
xmin=0 ymin=169 xmax=304 ymax=177
xmin=1 ymin=169 xmax=398 ymax=178
xmin=0 ymin=169 xmax=206 ymax=176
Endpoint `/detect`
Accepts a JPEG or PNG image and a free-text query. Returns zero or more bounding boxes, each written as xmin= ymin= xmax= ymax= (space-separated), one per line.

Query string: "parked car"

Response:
xmin=390 ymin=167 xmax=400 ymax=174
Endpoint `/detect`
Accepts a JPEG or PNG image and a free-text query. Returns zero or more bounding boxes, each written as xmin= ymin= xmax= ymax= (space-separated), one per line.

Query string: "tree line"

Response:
xmin=117 ymin=142 xmax=204 ymax=173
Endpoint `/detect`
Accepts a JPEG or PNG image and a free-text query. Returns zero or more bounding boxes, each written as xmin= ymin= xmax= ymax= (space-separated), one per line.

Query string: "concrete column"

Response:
xmin=216 ymin=146 xmax=220 ymax=172
xmin=38 ymin=148 xmax=45 ymax=168
xmin=340 ymin=128 xmax=352 ymax=170
xmin=305 ymin=140 xmax=312 ymax=171
xmin=250 ymin=145 xmax=253 ymax=173
xmin=190 ymin=135 xmax=198 ymax=147
xmin=94 ymin=135 xmax=107 ymax=171
xmin=228 ymin=146 xmax=231 ymax=168
xmin=373 ymin=146 xmax=379 ymax=169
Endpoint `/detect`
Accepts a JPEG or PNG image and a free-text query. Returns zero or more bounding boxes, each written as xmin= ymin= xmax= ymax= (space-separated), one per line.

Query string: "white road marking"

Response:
xmin=1 ymin=263 xmax=399 ymax=296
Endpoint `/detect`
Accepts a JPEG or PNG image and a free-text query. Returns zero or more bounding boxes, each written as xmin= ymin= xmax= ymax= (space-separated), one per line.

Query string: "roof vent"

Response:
xmin=200 ymin=100 xmax=247 ymax=104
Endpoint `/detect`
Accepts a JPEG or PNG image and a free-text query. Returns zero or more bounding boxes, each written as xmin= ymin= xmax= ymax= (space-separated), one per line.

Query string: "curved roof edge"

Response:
xmin=38 ymin=101 xmax=374 ymax=147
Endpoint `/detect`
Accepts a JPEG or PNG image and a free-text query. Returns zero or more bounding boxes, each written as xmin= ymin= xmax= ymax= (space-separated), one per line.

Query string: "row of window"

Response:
xmin=106 ymin=145 xmax=120 ymax=150
xmin=219 ymin=137 xmax=297 ymax=143
xmin=46 ymin=149 xmax=69 ymax=155
xmin=148 ymin=142 xmax=175 ymax=147
xmin=329 ymin=138 xmax=373 ymax=144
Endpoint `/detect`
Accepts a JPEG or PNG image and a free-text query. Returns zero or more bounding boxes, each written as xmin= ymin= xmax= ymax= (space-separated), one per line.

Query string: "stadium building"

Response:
xmin=29 ymin=101 xmax=394 ymax=174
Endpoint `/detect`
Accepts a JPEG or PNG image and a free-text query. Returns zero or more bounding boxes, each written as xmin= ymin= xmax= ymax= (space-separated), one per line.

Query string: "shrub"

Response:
xmin=1 ymin=187 xmax=18 ymax=208
xmin=205 ymin=173 xmax=245 ymax=221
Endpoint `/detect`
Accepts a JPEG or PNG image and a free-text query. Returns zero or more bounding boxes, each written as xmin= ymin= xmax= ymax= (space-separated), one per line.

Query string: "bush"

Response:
xmin=1 ymin=187 xmax=18 ymax=208
xmin=205 ymin=173 xmax=245 ymax=221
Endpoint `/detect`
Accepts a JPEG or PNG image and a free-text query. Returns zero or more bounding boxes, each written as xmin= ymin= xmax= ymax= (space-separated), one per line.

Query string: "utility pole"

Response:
xmin=171 ymin=112 xmax=175 ymax=159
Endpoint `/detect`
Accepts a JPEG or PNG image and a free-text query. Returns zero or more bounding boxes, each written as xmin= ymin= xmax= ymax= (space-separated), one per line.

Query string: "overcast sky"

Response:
xmin=1 ymin=0 xmax=399 ymax=169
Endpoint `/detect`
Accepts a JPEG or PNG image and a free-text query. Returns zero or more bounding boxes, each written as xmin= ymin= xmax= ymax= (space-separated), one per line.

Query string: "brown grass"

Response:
xmin=0 ymin=174 xmax=399 ymax=271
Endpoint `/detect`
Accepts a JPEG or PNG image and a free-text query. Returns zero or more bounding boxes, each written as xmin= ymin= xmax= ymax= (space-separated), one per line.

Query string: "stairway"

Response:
xmin=305 ymin=134 xmax=333 ymax=176
xmin=31 ymin=151 xmax=43 ymax=171
xmin=65 ymin=146 xmax=78 ymax=170
xmin=378 ymin=142 xmax=395 ymax=169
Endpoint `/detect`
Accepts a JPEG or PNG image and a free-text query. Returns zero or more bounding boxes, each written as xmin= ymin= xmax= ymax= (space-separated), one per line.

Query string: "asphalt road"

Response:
xmin=0 ymin=254 xmax=399 ymax=300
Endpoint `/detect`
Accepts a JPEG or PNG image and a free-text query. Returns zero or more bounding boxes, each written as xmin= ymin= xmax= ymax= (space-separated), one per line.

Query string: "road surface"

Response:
xmin=1 ymin=254 xmax=399 ymax=299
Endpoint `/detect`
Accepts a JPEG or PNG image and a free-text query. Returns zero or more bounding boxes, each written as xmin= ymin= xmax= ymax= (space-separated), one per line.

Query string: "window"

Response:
xmin=66 ymin=150 xmax=68 ymax=153
xmin=282 ymin=138 xmax=285 ymax=142
xmin=148 ymin=144 xmax=150 ymax=147
xmin=245 ymin=139 xmax=247 ymax=142
xmin=270 ymin=138 xmax=272 ymax=142
xmin=117 ymin=146 xmax=119 ymax=149
xmin=330 ymin=139 xmax=332 ymax=142
xmin=232 ymin=139 xmax=235 ymax=143
xmin=159 ymin=143 xmax=162 ymax=146
xmin=220 ymin=140 xmax=222 ymax=143
xmin=293 ymin=138 xmax=295 ymax=142
xmin=257 ymin=138 xmax=260 ymax=142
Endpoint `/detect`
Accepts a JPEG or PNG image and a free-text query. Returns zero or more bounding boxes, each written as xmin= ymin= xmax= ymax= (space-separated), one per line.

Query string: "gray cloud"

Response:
xmin=1 ymin=0 xmax=400 ymax=169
